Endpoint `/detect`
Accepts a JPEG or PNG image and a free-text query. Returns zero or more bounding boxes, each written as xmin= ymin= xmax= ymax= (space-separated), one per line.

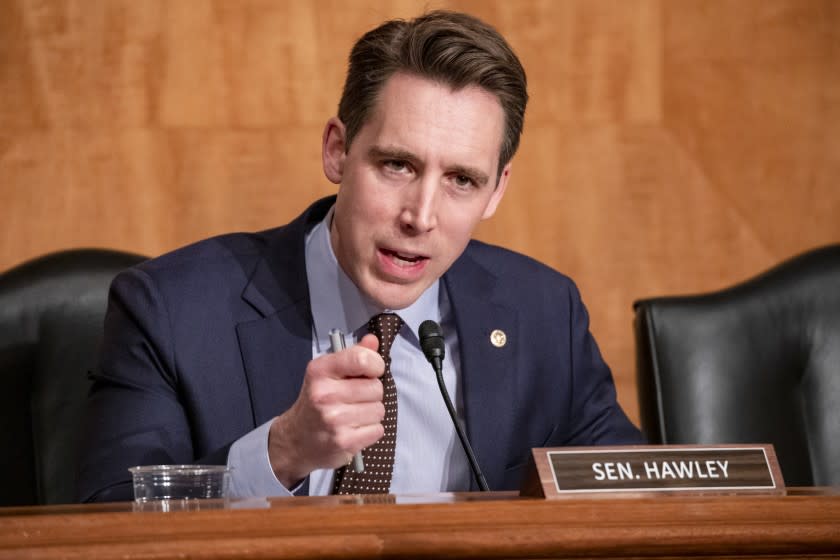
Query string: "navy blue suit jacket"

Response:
xmin=78 ymin=196 xmax=642 ymax=502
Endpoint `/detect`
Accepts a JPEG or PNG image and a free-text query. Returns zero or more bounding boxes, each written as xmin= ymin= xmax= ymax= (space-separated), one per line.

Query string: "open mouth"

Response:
xmin=381 ymin=248 xmax=428 ymax=268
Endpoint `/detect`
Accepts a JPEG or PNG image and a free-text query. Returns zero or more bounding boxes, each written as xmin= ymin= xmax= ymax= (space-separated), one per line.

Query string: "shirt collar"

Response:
xmin=305 ymin=205 xmax=440 ymax=352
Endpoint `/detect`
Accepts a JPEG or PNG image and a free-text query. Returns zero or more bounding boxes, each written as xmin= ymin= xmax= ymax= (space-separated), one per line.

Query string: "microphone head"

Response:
xmin=418 ymin=319 xmax=445 ymax=363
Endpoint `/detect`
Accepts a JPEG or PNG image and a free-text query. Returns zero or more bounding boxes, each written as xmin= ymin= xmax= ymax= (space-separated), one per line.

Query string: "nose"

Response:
xmin=399 ymin=177 xmax=438 ymax=234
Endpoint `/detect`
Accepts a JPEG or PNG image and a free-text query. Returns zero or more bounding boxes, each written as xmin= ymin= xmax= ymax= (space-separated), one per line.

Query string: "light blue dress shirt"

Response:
xmin=228 ymin=207 xmax=471 ymax=497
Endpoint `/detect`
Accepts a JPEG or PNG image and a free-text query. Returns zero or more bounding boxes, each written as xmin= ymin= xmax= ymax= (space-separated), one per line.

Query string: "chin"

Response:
xmin=368 ymin=285 xmax=424 ymax=312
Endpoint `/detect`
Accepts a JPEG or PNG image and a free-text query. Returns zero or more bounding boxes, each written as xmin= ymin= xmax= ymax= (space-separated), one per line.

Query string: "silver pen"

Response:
xmin=329 ymin=328 xmax=365 ymax=473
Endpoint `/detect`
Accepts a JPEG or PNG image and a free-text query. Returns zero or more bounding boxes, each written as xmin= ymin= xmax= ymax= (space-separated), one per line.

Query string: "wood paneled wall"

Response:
xmin=2 ymin=0 xmax=838 ymax=423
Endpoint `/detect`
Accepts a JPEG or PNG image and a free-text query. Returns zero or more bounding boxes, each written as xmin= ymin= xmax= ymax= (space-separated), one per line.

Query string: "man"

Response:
xmin=78 ymin=10 xmax=643 ymax=502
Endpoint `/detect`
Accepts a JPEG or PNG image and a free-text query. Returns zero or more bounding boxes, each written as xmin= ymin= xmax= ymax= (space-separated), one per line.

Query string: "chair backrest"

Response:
xmin=0 ymin=248 xmax=146 ymax=505
xmin=634 ymin=245 xmax=840 ymax=487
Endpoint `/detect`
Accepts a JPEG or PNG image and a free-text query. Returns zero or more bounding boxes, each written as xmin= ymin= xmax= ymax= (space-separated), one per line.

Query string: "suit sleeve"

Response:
xmin=562 ymin=282 xmax=646 ymax=446
xmin=77 ymin=267 xmax=232 ymax=502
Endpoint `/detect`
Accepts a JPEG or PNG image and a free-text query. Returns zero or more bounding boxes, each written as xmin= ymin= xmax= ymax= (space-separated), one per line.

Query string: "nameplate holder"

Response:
xmin=520 ymin=444 xmax=785 ymax=498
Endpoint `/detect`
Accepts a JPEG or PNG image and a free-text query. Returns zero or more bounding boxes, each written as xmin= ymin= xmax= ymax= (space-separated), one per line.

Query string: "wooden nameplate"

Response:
xmin=521 ymin=444 xmax=785 ymax=498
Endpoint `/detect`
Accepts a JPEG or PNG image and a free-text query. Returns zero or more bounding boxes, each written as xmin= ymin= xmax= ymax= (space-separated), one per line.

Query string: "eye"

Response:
xmin=452 ymin=174 xmax=476 ymax=190
xmin=383 ymin=159 xmax=410 ymax=173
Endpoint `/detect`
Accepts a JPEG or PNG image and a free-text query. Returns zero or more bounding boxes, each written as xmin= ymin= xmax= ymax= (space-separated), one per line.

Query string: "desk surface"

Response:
xmin=2 ymin=488 xmax=839 ymax=559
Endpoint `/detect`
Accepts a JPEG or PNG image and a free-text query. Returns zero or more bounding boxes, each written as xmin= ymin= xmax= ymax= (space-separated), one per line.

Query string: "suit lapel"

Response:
xmin=236 ymin=198 xmax=334 ymax=427
xmin=236 ymin=296 xmax=311 ymax=428
xmin=443 ymin=248 xmax=519 ymax=490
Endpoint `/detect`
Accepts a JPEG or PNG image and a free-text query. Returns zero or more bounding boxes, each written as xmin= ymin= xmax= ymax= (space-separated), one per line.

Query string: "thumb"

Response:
xmin=357 ymin=333 xmax=380 ymax=352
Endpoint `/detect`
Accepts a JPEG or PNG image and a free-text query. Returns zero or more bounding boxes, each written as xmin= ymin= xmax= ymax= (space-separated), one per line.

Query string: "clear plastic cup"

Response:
xmin=129 ymin=465 xmax=231 ymax=503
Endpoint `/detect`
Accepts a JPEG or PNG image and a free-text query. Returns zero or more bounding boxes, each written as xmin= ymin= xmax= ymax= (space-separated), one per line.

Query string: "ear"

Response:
xmin=481 ymin=162 xmax=512 ymax=220
xmin=322 ymin=117 xmax=347 ymax=184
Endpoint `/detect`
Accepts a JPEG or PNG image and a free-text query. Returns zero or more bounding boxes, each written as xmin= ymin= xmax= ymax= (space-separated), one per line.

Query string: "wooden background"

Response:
xmin=2 ymin=0 xmax=838 ymax=424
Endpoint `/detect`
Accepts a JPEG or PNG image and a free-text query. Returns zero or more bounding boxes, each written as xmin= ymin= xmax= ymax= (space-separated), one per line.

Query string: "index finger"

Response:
xmin=310 ymin=338 xmax=384 ymax=380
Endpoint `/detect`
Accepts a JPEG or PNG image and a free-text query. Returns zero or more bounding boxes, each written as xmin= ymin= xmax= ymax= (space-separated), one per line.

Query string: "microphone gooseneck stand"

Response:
xmin=418 ymin=320 xmax=490 ymax=491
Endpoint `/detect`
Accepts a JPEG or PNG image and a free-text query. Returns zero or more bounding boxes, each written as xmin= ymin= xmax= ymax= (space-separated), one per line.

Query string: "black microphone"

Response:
xmin=418 ymin=320 xmax=489 ymax=491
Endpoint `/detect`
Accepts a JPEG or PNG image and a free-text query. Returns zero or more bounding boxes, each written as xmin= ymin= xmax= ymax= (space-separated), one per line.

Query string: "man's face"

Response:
xmin=322 ymin=72 xmax=511 ymax=310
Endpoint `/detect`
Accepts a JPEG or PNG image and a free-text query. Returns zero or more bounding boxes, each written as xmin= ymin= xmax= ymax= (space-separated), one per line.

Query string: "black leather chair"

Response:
xmin=0 ymin=248 xmax=146 ymax=505
xmin=634 ymin=244 xmax=840 ymax=487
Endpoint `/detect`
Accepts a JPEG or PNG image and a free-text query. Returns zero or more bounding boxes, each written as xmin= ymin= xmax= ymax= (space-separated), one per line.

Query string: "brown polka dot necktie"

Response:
xmin=333 ymin=313 xmax=404 ymax=495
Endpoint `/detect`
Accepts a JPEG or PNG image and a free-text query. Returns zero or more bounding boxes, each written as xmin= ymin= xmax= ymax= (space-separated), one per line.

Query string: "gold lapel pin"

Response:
xmin=490 ymin=329 xmax=507 ymax=348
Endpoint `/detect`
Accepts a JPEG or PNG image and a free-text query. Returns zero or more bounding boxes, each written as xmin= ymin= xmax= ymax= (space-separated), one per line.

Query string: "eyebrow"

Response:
xmin=368 ymin=146 xmax=491 ymax=187
xmin=369 ymin=146 xmax=418 ymax=165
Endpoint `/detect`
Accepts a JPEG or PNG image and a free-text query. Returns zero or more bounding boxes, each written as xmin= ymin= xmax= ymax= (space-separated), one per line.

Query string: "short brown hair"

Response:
xmin=337 ymin=10 xmax=528 ymax=174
